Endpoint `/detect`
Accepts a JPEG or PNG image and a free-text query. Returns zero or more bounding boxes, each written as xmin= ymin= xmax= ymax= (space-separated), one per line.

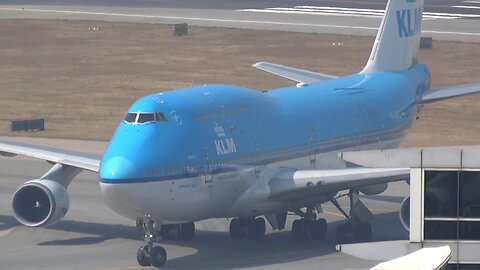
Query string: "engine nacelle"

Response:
xmin=12 ymin=179 xmax=70 ymax=227
xmin=360 ymin=183 xmax=389 ymax=195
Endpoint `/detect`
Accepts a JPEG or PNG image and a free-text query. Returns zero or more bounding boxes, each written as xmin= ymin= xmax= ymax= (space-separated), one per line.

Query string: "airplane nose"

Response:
xmin=99 ymin=156 xmax=137 ymax=182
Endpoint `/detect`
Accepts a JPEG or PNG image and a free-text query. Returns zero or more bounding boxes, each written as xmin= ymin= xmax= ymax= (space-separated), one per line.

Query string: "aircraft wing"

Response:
xmin=268 ymin=167 xmax=409 ymax=202
xmin=253 ymin=62 xmax=338 ymax=84
xmin=0 ymin=141 xmax=100 ymax=172
xmin=421 ymin=82 xmax=480 ymax=103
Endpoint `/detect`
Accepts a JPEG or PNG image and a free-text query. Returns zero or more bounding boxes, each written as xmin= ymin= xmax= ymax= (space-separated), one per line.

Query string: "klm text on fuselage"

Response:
xmin=396 ymin=7 xmax=422 ymax=38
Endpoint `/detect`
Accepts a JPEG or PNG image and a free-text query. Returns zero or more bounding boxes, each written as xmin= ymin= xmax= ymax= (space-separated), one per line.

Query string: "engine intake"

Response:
xmin=12 ymin=179 xmax=69 ymax=227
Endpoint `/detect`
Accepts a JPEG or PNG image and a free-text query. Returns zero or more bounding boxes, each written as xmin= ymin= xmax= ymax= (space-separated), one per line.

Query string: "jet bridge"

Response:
xmin=338 ymin=146 xmax=480 ymax=270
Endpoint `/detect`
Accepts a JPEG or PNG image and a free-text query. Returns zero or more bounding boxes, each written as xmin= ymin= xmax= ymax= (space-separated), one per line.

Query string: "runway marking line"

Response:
xmin=0 ymin=7 xmax=479 ymax=37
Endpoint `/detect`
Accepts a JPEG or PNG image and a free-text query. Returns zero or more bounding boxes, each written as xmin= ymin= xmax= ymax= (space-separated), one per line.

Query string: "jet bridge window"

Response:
xmin=124 ymin=112 xmax=168 ymax=124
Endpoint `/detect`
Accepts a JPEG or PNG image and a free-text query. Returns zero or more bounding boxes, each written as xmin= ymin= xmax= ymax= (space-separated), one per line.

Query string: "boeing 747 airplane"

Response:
xmin=1 ymin=0 xmax=480 ymax=267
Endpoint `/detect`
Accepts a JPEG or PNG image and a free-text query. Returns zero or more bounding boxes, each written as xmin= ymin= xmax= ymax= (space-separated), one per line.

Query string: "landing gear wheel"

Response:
xmin=292 ymin=219 xmax=308 ymax=240
xmin=311 ymin=218 xmax=327 ymax=239
xmin=149 ymin=246 xmax=167 ymax=268
xmin=179 ymin=222 xmax=195 ymax=240
xmin=354 ymin=222 xmax=373 ymax=243
xmin=137 ymin=246 xmax=150 ymax=267
xmin=336 ymin=223 xmax=354 ymax=244
xmin=229 ymin=218 xmax=246 ymax=239
xmin=248 ymin=217 xmax=266 ymax=239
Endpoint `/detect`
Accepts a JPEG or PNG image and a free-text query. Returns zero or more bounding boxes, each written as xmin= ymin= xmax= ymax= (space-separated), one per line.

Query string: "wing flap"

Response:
xmin=269 ymin=168 xmax=409 ymax=202
xmin=422 ymin=83 xmax=480 ymax=104
xmin=253 ymin=62 xmax=338 ymax=84
xmin=0 ymin=141 xmax=100 ymax=172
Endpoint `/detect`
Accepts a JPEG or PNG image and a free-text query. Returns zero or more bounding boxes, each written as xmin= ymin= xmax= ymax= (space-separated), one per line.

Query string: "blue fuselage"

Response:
xmin=99 ymin=64 xmax=430 ymax=184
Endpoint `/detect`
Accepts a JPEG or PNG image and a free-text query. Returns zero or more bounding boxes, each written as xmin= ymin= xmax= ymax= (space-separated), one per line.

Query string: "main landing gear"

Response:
xmin=136 ymin=215 xmax=167 ymax=268
xmin=329 ymin=189 xmax=373 ymax=244
xmin=291 ymin=206 xmax=328 ymax=240
xmin=229 ymin=217 xmax=266 ymax=239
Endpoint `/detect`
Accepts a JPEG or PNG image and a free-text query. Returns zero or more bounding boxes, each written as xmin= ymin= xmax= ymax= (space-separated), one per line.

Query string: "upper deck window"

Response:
xmin=124 ymin=112 xmax=168 ymax=124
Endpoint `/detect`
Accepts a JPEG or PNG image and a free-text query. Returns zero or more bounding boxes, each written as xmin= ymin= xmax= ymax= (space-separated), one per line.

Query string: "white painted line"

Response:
xmin=295 ymin=6 xmax=386 ymax=13
xmin=0 ymin=7 xmax=479 ymax=37
xmin=269 ymin=7 xmax=384 ymax=16
xmin=462 ymin=0 xmax=480 ymax=4
xmin=243 ymin=8 xmax=382 ymax=19
xmin=453 ymin=5 xmax=480 ymax=9
xmin=295 ymin=6 xmax=480 ymax=18
xmin=424 ymin=30 xmax=480 ymax=36
xmin=243 ymin=8 xmax=461 ymax=20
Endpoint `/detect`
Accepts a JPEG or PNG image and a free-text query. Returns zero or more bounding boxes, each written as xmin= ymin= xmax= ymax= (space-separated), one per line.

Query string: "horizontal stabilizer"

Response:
xmin=253 ymin=62 xmax=337 ymax=84
xmin=422 ymin=82 xmax=480 ymax=103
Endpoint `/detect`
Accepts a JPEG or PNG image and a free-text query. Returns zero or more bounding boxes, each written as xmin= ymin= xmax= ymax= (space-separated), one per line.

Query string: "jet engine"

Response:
xmin=12 ymin=179 xmax=70 ymax=227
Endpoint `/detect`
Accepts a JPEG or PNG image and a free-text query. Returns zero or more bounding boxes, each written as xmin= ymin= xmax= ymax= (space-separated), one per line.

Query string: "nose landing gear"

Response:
xmin=136 ymin=215 xmax=167 ymax=268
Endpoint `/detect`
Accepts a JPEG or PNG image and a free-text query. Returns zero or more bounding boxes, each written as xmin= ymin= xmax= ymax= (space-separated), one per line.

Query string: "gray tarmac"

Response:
xmin=0 ymin=0 xmax=479 ymax=42
xmin=0 ymin=138 xmax=409 ymax=270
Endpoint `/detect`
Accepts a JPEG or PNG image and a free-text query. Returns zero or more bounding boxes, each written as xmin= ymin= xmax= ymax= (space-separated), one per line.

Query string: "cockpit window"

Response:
xmin=137 ymin=113 xmax=155 ymax=124
xmin=124 ymin=112 xmax=168 ymax=124
xmin=124 ymin=113 xmax=137 ymax=123
xmin=156 ymin=113 xmax=168 ymax=122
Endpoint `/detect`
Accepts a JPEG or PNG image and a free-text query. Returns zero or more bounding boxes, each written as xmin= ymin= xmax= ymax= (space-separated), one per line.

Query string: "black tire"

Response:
xmin=311 ymin=219 xmax=327 ymax=239
xmin=336 ymin=223 xmax=354 ymax=244
xmin=137 ymin=247 xmax=150 ymax=267
xmin=179 ymin=222 xmax=195 ymax=240
xmin=150 ymin=246 xmax=167 ymax=268
xmin=229 ymin=218 xmax=245 ymax=239
xmin=248 ymin=218 xmax=266 ymax=239
xmin=354 ymin=223 xmax=373 ymax=243
xmin=292 ymin=219 xmax=308 ymax=240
